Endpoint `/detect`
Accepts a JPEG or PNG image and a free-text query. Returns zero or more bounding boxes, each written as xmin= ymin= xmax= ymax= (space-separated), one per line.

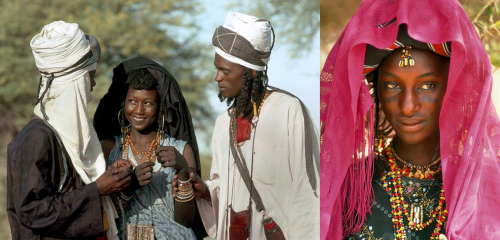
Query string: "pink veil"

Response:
xmin=320 ymin=0 xmax=500 ymax=239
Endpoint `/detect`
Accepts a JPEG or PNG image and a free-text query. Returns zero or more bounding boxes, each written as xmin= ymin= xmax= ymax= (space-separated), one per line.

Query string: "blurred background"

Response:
xmin=321 ymin=0 xmax=500 ymax=115
xmin=3 ymin=0 xmax=498 ymax=238
xmin=0 ymin=0 xmax=318 ymax=238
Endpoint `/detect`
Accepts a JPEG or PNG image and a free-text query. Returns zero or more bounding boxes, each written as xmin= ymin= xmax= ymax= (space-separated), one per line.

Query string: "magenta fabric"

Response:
xmin=320 ymin=0 xmax=500 ymax=239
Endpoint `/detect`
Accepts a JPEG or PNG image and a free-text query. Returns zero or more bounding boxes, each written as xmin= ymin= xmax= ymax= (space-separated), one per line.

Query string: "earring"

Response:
xmin=118 ymin=109 xmax=130 ymax=130
xmin=375 ymin=134 xmax=387 ymax=154
xmin=117 ymin=108 xmax=123 ymax=127
xmin=374 ymin=106 xmax=392 ymax=156
xmin=158 ymin=113 xmax=165 ymax=142
xmin=157 ymin=107 xmax=165 ymax=142
xmin=161 ymin=114 xmax=165 ymax=134
xmin=118 ymin=108 xmax=130 ymax=149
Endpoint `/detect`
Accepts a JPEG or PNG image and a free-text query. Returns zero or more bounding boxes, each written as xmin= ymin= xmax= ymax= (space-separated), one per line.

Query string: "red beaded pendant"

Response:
xmin=236 ymin=116 xmax=251 ymax=142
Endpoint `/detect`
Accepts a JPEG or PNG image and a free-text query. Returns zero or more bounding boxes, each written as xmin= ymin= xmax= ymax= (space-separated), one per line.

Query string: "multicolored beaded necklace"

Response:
xmin=393 ymin=149 xmax=441 ymax=180
xmin=122 ymin=130 xmax=161 ymax=168
xmin=380 ymin=146 xmax=448 ymax=240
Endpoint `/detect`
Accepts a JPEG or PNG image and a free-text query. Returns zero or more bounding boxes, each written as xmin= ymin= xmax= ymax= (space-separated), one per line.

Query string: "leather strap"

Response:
xmin=229 ymin=86 xmax=318 ymax=214
xmin=230 ymin=117 xmax=267 ymax=213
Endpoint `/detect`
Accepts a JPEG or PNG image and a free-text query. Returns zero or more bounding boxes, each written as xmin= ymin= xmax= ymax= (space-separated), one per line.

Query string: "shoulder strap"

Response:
xmin=229 ymin=117 xmax=267 ymax=213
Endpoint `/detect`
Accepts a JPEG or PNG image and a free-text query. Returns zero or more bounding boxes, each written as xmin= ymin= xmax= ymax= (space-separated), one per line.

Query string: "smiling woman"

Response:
xmin=125 ymin=88 xmax=158 ymax=132
xmin=123 ymin=70 xmax=160 ymax=134
xmin=93 ymin=57 xmax=204 ymax=240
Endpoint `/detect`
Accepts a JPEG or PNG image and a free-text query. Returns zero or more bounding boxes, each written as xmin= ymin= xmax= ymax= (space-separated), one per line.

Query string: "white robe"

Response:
xmin=197 ymin=92 xmax=320 ymax=240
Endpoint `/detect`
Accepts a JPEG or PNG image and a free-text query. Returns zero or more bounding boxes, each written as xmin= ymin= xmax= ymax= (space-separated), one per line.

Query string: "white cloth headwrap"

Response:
xmin=215 ymin=12 xmax=272 ymax=71
xmin=30 ymin=20 xmax=119 ymax=240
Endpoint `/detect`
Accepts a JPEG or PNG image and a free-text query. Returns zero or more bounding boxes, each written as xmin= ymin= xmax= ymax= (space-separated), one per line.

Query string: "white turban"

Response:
xmin=213 ymin=12 xmax=273 ymax=71
xmin=31 ymin=20 xmax=118 ymax=240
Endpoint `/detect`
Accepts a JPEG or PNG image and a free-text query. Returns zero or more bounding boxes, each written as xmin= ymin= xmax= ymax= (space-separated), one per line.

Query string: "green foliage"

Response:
xmin=0 ymin=2 xmax=214 ymax=238
xmin=227 ymin=0 xmax=319 ymax=58
xmin=0 ymin=0 xmax=215 ymax=135
xmin=467 ymin=0 xmax=500 ymax=68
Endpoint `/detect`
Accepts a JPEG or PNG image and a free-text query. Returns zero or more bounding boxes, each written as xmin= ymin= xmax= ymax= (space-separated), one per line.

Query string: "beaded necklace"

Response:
xmin=122 ymin=130 xmax=161 ymax=168
xmin=122 ymin=131 xmax=160 ymax=239
xmin=393 ymin=148 xmax=442 ymax=179
xmin=380 ymin=146 xmax=448 ymax=240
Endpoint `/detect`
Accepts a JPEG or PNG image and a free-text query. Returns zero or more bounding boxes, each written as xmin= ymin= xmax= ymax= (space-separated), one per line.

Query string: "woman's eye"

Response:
xmin=386 ymin=83 xmax=399 ymax=89
xmin=420 ymin=83 xmax=436 ymax=90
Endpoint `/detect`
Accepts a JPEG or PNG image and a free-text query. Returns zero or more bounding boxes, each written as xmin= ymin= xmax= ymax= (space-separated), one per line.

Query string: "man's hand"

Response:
xmin=111 ymin=159 xmax=132 ymax=174
xmin=95 ymin=165 xmax=131 ymax=196
xmin=172 ymin=170 xmax=211 ymax=201
xmin=134 ymin=162 xmax=155 ymax=187
xmin=156 ymin=146 xmax=189 ymax=180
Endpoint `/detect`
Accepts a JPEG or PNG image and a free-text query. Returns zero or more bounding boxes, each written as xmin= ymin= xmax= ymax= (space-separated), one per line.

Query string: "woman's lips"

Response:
xmin=132 ymin=116 xmax=146 ymax=123
xmin=396 ymin=120 xmax=425 ymax=132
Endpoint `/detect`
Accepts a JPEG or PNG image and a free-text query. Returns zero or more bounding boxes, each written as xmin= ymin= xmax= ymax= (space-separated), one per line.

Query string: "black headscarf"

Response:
xmin=93 ymin=57 xmax=201 ymax=175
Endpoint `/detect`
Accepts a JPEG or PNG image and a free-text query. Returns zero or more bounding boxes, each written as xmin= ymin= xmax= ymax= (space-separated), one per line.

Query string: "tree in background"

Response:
xmin=0 ymin=0 xmax=213 ymax=238
xmin=229 ymin=0 xmax=319 ymax=58
xmin=0 ymin=0 xmax=215 ymax=135
xmin=0 ymin=0 xmax=321 ymax=237
xmin=463 ymin=0 xmax=500 ymax=68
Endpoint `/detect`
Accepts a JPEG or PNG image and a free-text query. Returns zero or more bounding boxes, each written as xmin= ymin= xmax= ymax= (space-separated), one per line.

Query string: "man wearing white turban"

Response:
xmin=172 ymin=12 xmax=320 ymax=240
xmin=7 ymin=21 xmax=131 ymax=240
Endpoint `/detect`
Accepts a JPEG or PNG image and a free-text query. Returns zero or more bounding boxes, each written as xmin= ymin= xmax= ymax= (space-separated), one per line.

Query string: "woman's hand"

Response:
xmin=156 ymin=146 xmax=189 ymax=180
xmin=134 ymin=162 xmax=155 ymax=187
xmin=172 ymin=171 xmax=211 ymax=201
